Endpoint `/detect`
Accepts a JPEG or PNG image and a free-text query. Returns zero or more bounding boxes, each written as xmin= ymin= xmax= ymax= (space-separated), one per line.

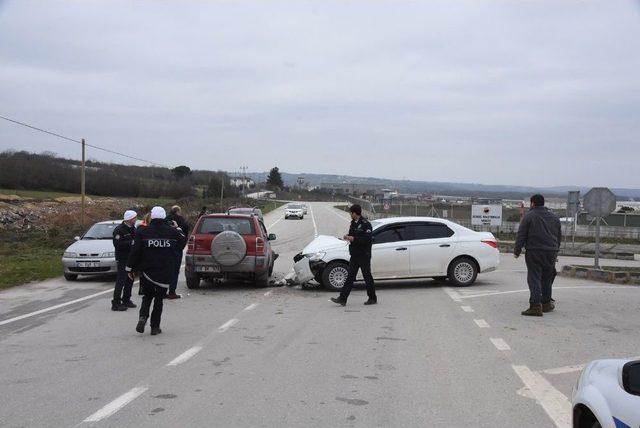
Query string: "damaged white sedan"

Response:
xmin=294 ymin=217 xmax=499 ymax=290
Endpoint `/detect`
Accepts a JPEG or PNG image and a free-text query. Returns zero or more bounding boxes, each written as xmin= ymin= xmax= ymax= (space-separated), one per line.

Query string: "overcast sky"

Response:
xmin=1 ymin=0 xmax=639 ymax=188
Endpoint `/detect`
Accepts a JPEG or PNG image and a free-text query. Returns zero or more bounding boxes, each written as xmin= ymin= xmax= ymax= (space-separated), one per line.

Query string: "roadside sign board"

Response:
xmin=583 ymin=187 xmax=616 ymax=217
xmin=567 ymin=191 xmax=581 ymax=217
xmin=583 ymin=187 xmax=616 ymax=269
xmin=383 ymin=201 xmax=390 ymax=211
xmin=471 ymin=204 xmax=503 ymax=226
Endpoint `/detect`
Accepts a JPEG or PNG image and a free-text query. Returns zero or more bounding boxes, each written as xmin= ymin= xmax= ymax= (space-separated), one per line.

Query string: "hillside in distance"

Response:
xmin=247 ymin=171 xmax=640 ymax=200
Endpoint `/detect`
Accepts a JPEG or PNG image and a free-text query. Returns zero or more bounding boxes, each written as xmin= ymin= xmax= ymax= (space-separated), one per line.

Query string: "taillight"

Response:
xmin=256 ymin=237 xmax=265 ymax=254
xmin=482 ymin=239 xmax=499 ymax=249
xmin=187 ymin=235 xmax=195 ymax=252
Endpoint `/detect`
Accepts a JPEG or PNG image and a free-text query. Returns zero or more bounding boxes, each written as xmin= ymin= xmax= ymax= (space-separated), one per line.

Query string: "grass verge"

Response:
xmin=0 ymin=237 xmax=66 ymax=289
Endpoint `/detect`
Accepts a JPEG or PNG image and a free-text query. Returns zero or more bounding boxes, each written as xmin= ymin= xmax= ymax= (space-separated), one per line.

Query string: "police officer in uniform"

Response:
xmin=165 ymin=205 xmax=189 ymax=299
xmin=331 ymin=204 xmax=377 ymax=306
xmin=126 ymin=207 xmax=186 ymax=335
xmin=111 ymin=210 xmax=137 ymax=311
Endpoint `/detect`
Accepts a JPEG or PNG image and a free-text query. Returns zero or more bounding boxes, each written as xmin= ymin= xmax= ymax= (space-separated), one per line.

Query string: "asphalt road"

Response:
xmin=1 ymin=202 xmax=639 ymax=427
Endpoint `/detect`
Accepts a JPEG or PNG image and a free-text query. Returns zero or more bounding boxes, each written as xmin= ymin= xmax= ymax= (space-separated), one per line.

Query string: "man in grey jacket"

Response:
xmin=515 ymin=194 xmax=562 ymax=316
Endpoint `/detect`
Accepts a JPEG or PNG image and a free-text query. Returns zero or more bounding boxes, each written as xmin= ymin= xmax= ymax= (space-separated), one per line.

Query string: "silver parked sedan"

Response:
xmin=61 ymin=220 xmax=119 ymax=280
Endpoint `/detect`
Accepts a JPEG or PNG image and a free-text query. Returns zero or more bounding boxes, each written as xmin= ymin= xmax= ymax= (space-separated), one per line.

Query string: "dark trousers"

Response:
xmin=525 ymin=250 xmax=557 ymax=305
xmin=139 ymin=276 xmax=168 ymax=328
xmin=113 ymin=260 xmax=133 ymax=304
xmin=169 ymin=252 xmax=182 ymax=294
xmin=340 ymin=254 xmax=376 ymax=301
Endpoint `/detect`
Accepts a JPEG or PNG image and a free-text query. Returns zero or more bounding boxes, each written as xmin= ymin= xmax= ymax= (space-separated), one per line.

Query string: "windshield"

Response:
xmin=83 ymin=223 xmax=117 ymax=239
xmin=288 ymin=205 xmax=303 ymax=209
xmin=198 ymin=217 xmax=255 ymax=235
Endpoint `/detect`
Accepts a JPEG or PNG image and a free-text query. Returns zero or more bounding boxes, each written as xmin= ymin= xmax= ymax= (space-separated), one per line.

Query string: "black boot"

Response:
xmin=123 ymin=300 xmax=137 ymax=308
xmin=136 ymin=317 xmax=147 ymax=333
xmin=330 ymin=297 xmax=346 ymax=306
xmin=111 ymin=300 xmax=127 ymax=311
xmin=364 ymin=298 xmax=377 ymax=305
xmin=150 ymin=327 xmax=162 ymax=335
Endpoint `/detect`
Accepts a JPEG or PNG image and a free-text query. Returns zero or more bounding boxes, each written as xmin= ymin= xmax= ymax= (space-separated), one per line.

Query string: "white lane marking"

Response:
xmin=462 ymin=285 xmax=639 ymax=299
xmin=0 ymin=288 xmax=114 ymax=327
xmin=326 ymin=205 xmax=351 ymax=221
xmin=461 ymin=306 xmax=474 ymax=313
xmin=244 ymin=303 xmax=258 ymax=311
xmin=83 ymin=386 xmax=148 ymax=422
xmin=264 ymin=290 xmax=272 ymax=296
xmin=167 ymin=346 xmax=203 ymax=367
xmin=474 ymin=319 xmax=490 ymax=328
xmin=490 ymin=338 xmax=511 ymax=351
xmin=309 ymin=204 xmax=318 ymax=237
xmin=543 ymin=355 xmax=640 ymax=375
xmin=512 ymin=365 xmax=571 ymax=428
xmin=218 ymin=318 xmax=239 ymax=332
xmin=442 ymin=287 xmax=462 ymax=302
xmin=267 ymin=215 xmax=284 ymax=230
xmin=543 ymin=364 xmax=586 ymax=375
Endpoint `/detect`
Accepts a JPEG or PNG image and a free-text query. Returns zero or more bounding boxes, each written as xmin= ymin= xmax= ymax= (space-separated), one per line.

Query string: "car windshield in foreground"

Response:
xmin=83 ymin=223 xmax=117 ymax=239
xmin=198 ymin=217 xmax=255 ymax=235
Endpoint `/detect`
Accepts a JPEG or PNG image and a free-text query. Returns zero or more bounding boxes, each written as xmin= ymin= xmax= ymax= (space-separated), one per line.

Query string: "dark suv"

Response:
xmin=185 ymin=213 xmax=276 ymax=288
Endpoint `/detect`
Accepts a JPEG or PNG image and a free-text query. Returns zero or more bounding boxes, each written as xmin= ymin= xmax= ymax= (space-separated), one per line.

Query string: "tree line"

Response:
xmin=0 ymin=151 xmax=193 ymax=199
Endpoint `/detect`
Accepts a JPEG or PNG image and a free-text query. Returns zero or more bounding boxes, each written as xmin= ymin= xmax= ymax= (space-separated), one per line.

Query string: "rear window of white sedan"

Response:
xmin=406 ymin=223 xmax=454 ymax=239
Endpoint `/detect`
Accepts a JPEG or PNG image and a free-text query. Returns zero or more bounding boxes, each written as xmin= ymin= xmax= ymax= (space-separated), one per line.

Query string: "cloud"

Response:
xmin=1 ymin=0 xmax=639 ymax=187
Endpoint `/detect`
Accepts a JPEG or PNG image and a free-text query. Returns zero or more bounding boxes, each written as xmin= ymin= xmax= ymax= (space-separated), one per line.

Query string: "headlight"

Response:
xmin=101 ymin=252 xmax=116 ymax=258
xmin=63 ymin=252 xmax=77 ymax=258
xmin=307 ymin=252 xmax=326 ymax=261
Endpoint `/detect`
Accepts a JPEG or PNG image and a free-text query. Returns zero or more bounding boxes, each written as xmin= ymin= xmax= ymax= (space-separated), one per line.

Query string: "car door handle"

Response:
xmin=395 ymin=247 xmax=408 ymax=251
xmin=439 ymin=244 xmax=451 ymax=248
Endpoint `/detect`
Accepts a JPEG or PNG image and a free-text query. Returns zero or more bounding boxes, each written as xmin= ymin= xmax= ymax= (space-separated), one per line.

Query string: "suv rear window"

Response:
xmin=197 ymin=217 xmax=255 ymax=235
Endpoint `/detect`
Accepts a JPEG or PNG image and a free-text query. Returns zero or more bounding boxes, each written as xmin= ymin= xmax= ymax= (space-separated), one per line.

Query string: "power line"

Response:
xmin=0 ymin=114 xmax=170 ymax=168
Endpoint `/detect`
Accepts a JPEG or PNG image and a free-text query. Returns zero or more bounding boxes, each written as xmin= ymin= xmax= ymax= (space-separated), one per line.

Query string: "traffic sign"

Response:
xmin=583 ymin=187 xmax=617 ymax=269
xmin=583 ymin=187 xmax=616 ymax=217
xmin=383 ymin=201 xmax=390 ymax=211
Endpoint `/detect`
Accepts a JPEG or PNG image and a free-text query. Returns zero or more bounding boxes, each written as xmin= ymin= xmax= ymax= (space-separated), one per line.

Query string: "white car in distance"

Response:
xmin=285 ymin=204 xmax=305 ymax=220
xmin=295 ymin=217 xmax=499 ymax=290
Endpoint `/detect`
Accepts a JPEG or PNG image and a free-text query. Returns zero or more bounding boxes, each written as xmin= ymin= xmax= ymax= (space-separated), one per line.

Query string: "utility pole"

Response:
xmin=220 ymin=176 xmax=224 ymax=210
xmin=239 ymin=165 xmax=248 ymax=198
xmin=81 ymin=138 xmax=86 ymax=228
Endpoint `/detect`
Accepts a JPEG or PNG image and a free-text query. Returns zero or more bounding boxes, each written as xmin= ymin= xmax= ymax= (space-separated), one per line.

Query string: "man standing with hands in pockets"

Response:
xmin=331 ymin=204 xmax=377 ymax=306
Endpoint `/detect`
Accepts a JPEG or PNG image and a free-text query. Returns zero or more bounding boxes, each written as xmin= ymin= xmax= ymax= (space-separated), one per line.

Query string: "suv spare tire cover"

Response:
xmin=211 ymin=231 xmax=247 ymax=266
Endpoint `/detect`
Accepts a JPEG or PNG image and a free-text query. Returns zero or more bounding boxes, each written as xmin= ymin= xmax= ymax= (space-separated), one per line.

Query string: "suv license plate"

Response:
xmin=77 ymin=261 xmax=99 ymax=268
xmin=198 ymin=265 xmax=221 ymax=273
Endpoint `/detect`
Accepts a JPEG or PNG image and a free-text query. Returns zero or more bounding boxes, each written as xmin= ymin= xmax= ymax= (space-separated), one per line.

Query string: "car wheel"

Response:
xmin=322 ymin=261 xmax=350 ymax=291
xmin=64 ymin=273 xmax=78 ymax=281
xmin=448 ymin=257 xmax=478 ymax=287
xmin=186 ymin=274 xmax=201 ymax=289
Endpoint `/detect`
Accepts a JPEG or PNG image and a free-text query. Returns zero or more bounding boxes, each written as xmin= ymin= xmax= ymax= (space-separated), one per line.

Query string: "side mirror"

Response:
xmin=74 ymin=236 xmax=81 ymax=241
xmin=268 ymin=233 xmax=277 ymax=241
xmin=622 ymin=360 xmax=640 ymax=396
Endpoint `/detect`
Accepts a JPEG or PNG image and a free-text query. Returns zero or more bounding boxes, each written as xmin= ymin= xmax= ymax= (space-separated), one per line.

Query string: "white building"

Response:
xmin=230 ymin=177 xmax=255 ymax=189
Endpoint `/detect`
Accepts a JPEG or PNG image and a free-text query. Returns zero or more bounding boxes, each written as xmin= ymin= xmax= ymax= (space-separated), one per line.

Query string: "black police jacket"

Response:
xmin=125 ymin=219 xmax=187 ymax=288
xmin=348 ymin=217 xmax=373 ymax=257
xmin=112 ymin=222 xmax=135 ymax=262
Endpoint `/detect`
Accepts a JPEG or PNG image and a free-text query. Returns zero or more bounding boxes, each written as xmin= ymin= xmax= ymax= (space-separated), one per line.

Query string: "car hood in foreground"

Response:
xmin=302 ymin=235 xmax=348 ymax=255
xmin=65 ymin=239 xmax=115 ymax=254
